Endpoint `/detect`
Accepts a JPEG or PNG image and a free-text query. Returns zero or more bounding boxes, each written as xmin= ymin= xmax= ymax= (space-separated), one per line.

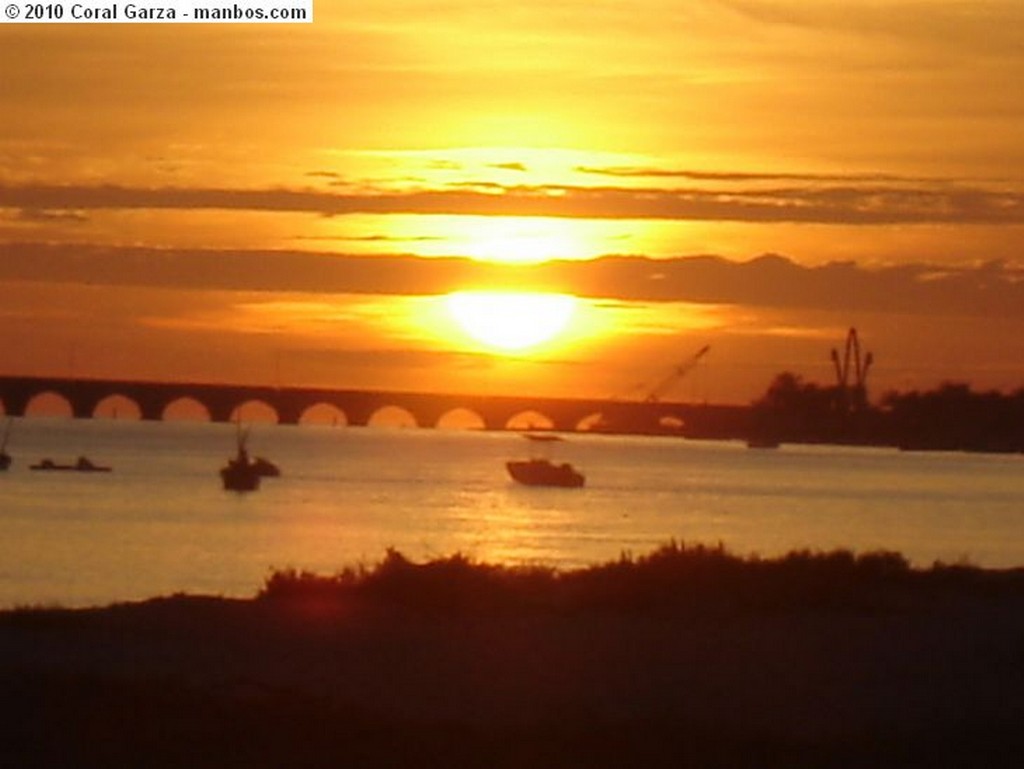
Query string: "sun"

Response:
xmin=445 ymin=291 xmax=577 ymax=351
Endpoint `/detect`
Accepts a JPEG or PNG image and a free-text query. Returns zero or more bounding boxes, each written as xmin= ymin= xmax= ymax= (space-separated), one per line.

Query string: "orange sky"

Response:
xmin=2 ymin=1 xmax=1023 ymax=405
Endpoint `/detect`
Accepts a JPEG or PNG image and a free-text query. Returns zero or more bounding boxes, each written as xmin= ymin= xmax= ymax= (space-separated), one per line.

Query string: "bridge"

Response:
xmin=0 ymin=375 xmax=750 ymax=436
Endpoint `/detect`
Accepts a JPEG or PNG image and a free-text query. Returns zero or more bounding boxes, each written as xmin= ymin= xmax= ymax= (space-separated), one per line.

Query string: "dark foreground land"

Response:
xmin=3 ymin=544 xmax=1024 ymax=768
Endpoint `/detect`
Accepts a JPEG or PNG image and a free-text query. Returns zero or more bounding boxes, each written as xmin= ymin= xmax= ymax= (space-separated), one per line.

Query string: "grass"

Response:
xmin=255 ymin=541 xmax=1024 ymax=617
xmin=4 ymin=542 xmax=1024 ymax=768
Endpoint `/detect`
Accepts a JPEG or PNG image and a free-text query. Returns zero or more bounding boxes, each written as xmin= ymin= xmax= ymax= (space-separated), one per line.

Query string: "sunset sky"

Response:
xmin=2 ymin=0 xmax=1024 ymax=408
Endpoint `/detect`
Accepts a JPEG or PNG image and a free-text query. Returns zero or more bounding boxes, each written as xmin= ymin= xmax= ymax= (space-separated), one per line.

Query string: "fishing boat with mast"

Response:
xmin=0 ymin=418 xmax=12 ymax=470
xmin=220 ymin=423 xmax=262 ymax=492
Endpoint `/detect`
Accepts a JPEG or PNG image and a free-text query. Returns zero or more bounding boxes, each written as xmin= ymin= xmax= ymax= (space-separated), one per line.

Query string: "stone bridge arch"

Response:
xmin=230 ymin=399 xmax=280 ymax=424
xmin=93 ymin=394 xmax=143 ymax=419
xmin=162 ymin=396 xmax=212 ymax=421
xmin=367 ymin=404 xmax=418 ymax=428
xmin=502 ymin=409 xmax=555 ymax=431
xmin=25 ymin=390 xmax=75 ymax=417
xmin=436 ymin=407 xmax=486 ymax=430
xmin=298 ymin=402 xmax=348 ymax=426
xmin=0 ymin=375 xmax=750 ymax=439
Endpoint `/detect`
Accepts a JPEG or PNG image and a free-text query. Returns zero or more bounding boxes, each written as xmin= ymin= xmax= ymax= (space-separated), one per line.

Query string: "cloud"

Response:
xmin=715 ymin=0 xmax=1024 ymax=57
xmin=489 ymin=162 xmax=529 ymax=172
xmin=295 ymin=234 xmax=445 ymax=243
xmin=2 ymin=243 xmax=1023 ymax=321
xmin=2 ymin=178 xmax=1023 ymax=226
xmin=14 ymin=208 xmax=88 ymax=223
xmin=283 ymin=346 xmax=502 ymax=373
xmin=573 ymin=165 xmax=964 ymax=185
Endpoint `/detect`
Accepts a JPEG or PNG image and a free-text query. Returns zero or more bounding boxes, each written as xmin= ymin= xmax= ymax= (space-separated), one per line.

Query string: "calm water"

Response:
xmin=0 ymin=417 xmax=1022 ymax=608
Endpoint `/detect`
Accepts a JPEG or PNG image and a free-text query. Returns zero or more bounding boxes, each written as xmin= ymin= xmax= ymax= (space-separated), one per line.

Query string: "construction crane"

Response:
xmin=643 ymin=345 xmax=711 ymax=402
xmin=831 ymin=328 xmax=872 ymax=412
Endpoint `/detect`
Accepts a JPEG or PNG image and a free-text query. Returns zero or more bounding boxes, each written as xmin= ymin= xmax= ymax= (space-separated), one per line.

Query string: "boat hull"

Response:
xmin=252 ymin=457 xmax=281 ymax=477
xmin=220 ymin=463 xmax=261 ymax=492
xmin=30 ymin=459 xmax=111 ymax=472
xmin=506 ymin=459 xmax=585 ymax=488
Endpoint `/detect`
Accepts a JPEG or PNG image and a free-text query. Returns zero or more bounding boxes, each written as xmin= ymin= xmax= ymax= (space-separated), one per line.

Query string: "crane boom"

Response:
xmin=644 ymin=345 xmax=710 ymax=402
xmin=831 ymin=328 xmax=873 ymax=412
xmin=831 ymin=328 xmax=871 ymax=389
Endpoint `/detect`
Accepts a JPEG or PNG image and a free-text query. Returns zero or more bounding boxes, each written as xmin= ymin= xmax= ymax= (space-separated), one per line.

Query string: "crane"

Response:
xmin=831 ymin=328 xmax=872 ymax=412
xmin=643 ymin=345 xmax=711 ymax=402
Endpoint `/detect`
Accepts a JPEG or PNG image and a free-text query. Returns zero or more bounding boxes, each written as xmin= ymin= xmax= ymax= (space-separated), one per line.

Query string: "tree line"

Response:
xmin=751 ymin=374 xmax=1024 ymax=452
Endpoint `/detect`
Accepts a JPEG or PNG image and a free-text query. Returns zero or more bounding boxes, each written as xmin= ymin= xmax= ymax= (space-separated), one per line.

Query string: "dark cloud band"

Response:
xmin=2 ymin=179 xmax=1023 ymax=226
xmin=1 ymin=242 xmax=1021 ymax=319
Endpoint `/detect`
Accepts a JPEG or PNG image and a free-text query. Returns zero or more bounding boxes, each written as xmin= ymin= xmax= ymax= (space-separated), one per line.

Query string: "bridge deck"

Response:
xmin=0 ymin=375 xmax=750 ymax=436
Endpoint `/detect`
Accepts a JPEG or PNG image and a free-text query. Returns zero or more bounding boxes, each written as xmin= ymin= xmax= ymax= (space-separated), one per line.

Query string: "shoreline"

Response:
xmin=4 ymin=545 xmax=1024 ymax=767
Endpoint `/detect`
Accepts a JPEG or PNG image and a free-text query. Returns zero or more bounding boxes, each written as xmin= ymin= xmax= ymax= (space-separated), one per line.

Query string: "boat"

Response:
xmin=0 ymin=417 xmax=11 ymax=470
xmin=506 ymin=458 xmax=585 ymax=487
xmin=251 ymin=456 xmax=281 ymax=477
xmin=30 ymin=456 xmax=112 ymax=472
xmin=220 ymin=424 xmax=265 ymax=492
xmin=746 ymin=436 xmax=781 ymax=450
xmin=220 ymin=454 xmax=260 ymax=491
xmin=506 ymin=434 xmax=585 ymax=488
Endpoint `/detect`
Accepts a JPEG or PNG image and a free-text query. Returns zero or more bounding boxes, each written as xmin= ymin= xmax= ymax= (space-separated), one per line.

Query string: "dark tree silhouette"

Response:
xmin=881 ymin=383 xmax=1024 ymax=452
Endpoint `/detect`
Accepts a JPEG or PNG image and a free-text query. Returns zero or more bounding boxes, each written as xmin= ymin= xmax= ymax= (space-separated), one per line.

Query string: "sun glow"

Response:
xmin=445 ymin=291 xmax=577 ymax=351
xmin=460 ymin=218 xmax=580 ymax=264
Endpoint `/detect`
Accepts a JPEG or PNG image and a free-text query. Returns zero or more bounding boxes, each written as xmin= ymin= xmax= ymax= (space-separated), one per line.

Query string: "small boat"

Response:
xmin=506 ymin=433 xmax=585 ymax=488
xmin=746 ymin=436 xmax=780 ymax=450
xmin=0 ymin=418 xmax=12 ymax=470
xmin=30 ymin=456 xmax=112 ymax=472
xmin=251 ymin=456 xmax=281 ymax=477
xmin=220 ymin=454 xmax=260 ymax=492
xmin=506 ymin=458 xmax=585 ymax=488
xmin=220 ymin=424 xmax=267 ymax=492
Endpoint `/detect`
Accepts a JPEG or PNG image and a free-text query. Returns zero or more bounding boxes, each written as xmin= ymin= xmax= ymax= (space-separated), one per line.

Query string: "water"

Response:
xmin=0 ymin=417 xmax=1022 ymax=608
